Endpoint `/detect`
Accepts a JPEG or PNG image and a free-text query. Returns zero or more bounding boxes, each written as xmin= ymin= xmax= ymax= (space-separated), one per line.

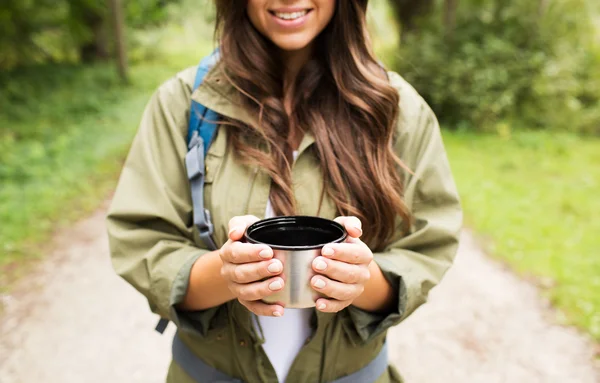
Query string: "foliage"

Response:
xmin=128 ymin=0 xmax=216 ymax=64
xmin=0 ymin=1 xmax=72 ymax=69
xmin=0 ymin=63 xmax=135 ymax=270
xmin=368 ymin=0 xmax=401 ymax=63
xmin=126 ymin=0 xmax=182 ymax=29
xmin=0 ymin=63 xmax=204 ymax=284
xmin=393 ymin=0 xmax=600 ymax=134
xmin=0 ymin=5 xmax=214 ymax=286
xmin=0 ymin=0 xmax=179 ymax=70
xmin=387 ymin=0 xmax=434 ymax=33
xmin=444 ymin=129 xmax=600 ymax=339
xmin=0 ymin=65 xmax=119 ymax=140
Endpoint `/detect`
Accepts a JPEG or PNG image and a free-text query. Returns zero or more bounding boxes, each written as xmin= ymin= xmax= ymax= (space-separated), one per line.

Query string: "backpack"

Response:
xmin=155 ymin=49 xmax=221 ymax=334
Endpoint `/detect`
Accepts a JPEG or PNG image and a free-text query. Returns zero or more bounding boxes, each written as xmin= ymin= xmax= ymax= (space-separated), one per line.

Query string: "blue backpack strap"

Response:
xmin=187 ymin=49 xmax=221 ymax=152
xmin=155 ymin=50 xmax=221 ymax=335
xmin=186 ymin=49 xmax=220 ymax=252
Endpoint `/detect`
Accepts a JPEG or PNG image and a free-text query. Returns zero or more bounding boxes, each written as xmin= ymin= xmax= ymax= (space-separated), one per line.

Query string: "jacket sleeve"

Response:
xmin=345 ymin=74 xmax=463 ymax=343
xmin=106 ymin=67 xmax=222 ymax=337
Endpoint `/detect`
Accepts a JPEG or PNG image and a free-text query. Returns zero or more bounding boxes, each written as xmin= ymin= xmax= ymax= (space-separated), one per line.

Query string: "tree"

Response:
xmin=0 ymin=0 xmax=177 ymax=70
xmin=444 ymin=0 xmax=459 ymax=38
xmin=391 ymin=0 xmax=600 ymax=134
xmin=109 ymin=0 xmax=128 ymax=82
xmin=0 ymin=0 xmax=65 ymax=69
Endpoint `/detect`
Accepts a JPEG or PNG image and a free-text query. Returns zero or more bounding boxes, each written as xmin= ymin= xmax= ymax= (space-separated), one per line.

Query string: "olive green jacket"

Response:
xmin=107 ymin=61 xmax=462 ymax=383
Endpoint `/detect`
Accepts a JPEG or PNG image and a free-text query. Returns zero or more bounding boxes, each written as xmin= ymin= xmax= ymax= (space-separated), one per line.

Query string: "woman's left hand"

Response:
xmin=311 ymin=216 xmax=373 ymax=313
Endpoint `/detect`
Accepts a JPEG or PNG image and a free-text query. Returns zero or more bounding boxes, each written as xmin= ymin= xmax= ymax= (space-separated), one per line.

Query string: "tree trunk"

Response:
xmin=538 ymin=0 xmax=550 ymax=17
xmin=109 ymin=0 xmax=128 ymax=82
xmin=444 ymin=0 xmax=459 ymax=39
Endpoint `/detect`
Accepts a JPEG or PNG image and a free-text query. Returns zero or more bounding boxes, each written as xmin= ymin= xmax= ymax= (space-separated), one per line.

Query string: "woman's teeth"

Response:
xmin=274 ymin=10 xmax=308 ymax=20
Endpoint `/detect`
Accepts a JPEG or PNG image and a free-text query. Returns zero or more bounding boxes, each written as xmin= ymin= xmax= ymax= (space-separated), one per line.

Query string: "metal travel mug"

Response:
xmin=244 ymin=216 xmax=347 ymax=308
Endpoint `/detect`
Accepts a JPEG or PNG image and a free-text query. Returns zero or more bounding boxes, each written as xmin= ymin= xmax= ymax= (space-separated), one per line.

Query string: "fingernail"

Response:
xmin=269 ymin=280 xmax=283 ymax=291
xmin=322 ymin=247 xmax=334 ymax=257
xmin=313 ymin=279 xmax=326 ymax=289
xmin=353 ymin=226 xmax=363 ymax=236
xmin=314 ymin=260 xmax=328 ymax=271
xmin=273 ymin=311 xmax=282 ymax=317
xmin=259 ymin=249 xmax=273 ymax=259
xmin=267 ymin=261 xmax=282 ymax=273
xmin=318 ymin=303 xmax=326 ymax=310
xmin=228 ymin=226 xmax=244 ymax=236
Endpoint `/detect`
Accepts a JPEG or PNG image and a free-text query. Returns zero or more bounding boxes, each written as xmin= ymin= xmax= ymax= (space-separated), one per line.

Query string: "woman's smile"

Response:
xmin=269 ymin=7 xmax=314 ymax=28
xmin=248 ymin=1 xmax=335 ymax=52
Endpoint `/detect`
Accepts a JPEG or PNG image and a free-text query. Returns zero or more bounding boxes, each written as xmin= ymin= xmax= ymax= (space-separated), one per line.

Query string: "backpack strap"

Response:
xmin=186 ymin=49 xmax=221 ymax=252
xmin=187 ymin=49 xmax=221 ymax=153
xmin=155 ymin=50 xmax=221 ymax=335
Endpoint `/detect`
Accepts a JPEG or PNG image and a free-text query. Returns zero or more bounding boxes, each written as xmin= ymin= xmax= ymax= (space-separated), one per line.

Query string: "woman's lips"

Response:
xmin=269 ymin=8 xmax=313 ymax=29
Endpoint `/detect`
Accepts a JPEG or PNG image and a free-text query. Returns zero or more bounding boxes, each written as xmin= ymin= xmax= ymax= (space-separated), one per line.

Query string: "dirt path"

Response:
xmin=1 ymin=203 xmax=598 ymax=383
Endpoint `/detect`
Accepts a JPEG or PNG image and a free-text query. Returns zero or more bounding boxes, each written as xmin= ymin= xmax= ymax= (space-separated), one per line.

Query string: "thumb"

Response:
xmin=228 ymin=215 xmax=261 ymax=241
xmin=334 ymin=216 xmax=363 ymax=238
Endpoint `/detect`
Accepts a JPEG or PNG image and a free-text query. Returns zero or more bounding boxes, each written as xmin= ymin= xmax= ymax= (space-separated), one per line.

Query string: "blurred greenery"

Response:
xmin=394 ymin=0 xmax=600 ymax=135
xmin=383 ymin=0 xmax=600 ymax=340
xmin=444 ymin=130 xmax=600 ymax=339
xmin=1 ymin=64 xmax=162 ymax=266
xmin=0 ymin=0 xmax=599 ymax=342
xmin=0 ymin=0 xmax=181 ymax=69
xmin=0 ymin=0 xmax=215 ymax=287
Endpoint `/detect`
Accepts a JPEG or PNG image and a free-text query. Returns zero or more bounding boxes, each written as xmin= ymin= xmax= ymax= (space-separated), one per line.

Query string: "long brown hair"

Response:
xmin=214 ymin=0 xmax=410 ymax=251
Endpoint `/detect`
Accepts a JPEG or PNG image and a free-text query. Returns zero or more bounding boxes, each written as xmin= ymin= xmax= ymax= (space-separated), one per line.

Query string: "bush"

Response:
xmin=0 ymin=64 xmax=122 ymax=141
xmin=393 ymin=0 xmax=600 ymax=134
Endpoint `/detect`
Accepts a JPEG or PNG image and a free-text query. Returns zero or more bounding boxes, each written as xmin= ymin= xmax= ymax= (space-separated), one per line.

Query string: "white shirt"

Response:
xmin=255 ymin=151 xmax=313 ymax=382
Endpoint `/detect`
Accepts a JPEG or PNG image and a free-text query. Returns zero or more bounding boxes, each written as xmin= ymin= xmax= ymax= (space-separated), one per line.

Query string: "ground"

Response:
xmin=0 ymin=202 xmax=598 ymax=383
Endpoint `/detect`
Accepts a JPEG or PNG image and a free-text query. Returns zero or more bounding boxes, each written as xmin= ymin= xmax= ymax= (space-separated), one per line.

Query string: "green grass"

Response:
xmin=443 ymin=129 xmax=600 ymax=340
xmin=0 ymin=64 xmax=164 ymax=285
xmin=0 ymin=20 xmax=215 ymax=287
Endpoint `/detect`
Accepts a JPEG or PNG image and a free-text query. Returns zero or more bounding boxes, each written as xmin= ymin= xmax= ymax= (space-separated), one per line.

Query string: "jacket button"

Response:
xmin=239 ymin=340 xmax=247 ymax=347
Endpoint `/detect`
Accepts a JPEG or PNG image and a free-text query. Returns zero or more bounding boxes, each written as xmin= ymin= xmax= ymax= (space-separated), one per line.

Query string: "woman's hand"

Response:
xmin=219 ymin=215 xmax=286 ymax=317
xmin=310 ymin=216 xmax=374 ymax=313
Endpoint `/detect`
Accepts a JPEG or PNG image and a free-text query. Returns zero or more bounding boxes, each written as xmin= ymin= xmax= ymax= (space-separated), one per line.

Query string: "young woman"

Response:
xmin=107 ymin=1 xmax=462 ymax=382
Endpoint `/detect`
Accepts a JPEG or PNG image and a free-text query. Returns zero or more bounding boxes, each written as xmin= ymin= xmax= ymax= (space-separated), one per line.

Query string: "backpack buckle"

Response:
xmin=185 ymin=136 xmax=205 ymax=181
xmin=199 ymin=209 xmax=214 ymax=236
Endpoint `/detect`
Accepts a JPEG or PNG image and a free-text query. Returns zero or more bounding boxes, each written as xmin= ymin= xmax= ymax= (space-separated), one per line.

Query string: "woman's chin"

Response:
xmin=272 ymin=36 xmax=314 ymax=53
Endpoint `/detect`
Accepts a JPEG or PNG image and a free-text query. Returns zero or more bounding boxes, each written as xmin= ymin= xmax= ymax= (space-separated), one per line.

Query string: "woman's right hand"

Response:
xmin=219 ymin=215 xmax=286 ymax=317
